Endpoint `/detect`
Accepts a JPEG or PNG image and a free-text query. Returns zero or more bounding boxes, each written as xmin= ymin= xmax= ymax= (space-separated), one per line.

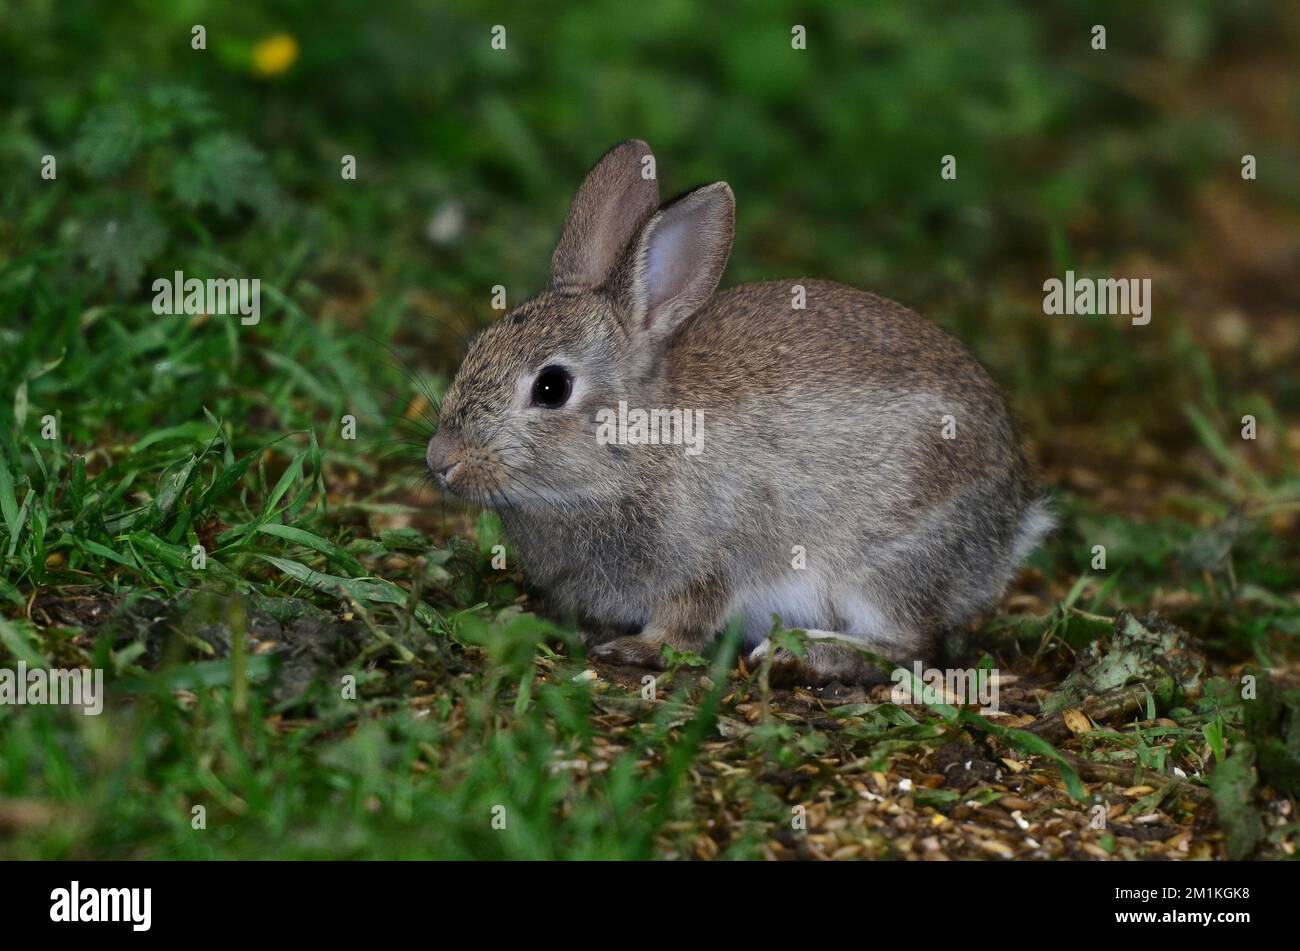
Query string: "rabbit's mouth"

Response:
xmin=447 ymin=470 xmax=571 ymax=511
xmin=426 ymin=441 xmax=516 ymax=509
xmin=427 ymin=450 xmax=495 ymax=506
xmin=436 ymin=460 xmax=591 ymax=513
xmin=426 ymin=431 xmax=486 ymax=502
xmin=427 ymin=431 xmax=589 ymax=510
xmin=430 ymin=459 xmax=501 ymax=507
xmin=432 ymin=460 xmax=460 ymax=487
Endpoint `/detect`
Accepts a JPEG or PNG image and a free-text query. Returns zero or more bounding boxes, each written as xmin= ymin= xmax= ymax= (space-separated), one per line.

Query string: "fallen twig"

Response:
xmin=1057 ymin=751 xmax=1211 ymax=803
xmin=1027 ymin=682 xmax=1151 ymax=743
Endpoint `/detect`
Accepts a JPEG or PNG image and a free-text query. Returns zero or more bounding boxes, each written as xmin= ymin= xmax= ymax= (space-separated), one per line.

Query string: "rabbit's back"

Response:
xmin=671 ymin=279 xmax=1027 ymax=487
xmin=673 ymin=280 xmax=1014 ymax=443
xmin=655 ymin=280 xmax=1043 ymax=642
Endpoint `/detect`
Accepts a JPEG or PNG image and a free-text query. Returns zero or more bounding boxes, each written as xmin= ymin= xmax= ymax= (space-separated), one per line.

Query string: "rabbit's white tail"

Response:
xmin=1011 ymin=497 xmax=1054 ymax=565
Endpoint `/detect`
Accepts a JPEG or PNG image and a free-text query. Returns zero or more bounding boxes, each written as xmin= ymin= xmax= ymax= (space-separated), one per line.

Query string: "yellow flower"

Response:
xmin=252 ymin=34 xmax=298 ymax=77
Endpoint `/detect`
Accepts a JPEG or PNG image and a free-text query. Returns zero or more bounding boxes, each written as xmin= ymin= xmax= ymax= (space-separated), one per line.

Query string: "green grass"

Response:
xmin=2 ymin=0 xmax=1299 ymax=859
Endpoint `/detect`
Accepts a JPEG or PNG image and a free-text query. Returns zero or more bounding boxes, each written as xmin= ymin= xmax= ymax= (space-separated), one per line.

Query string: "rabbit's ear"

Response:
xmin=551 ymin=140 xmax=660 ymax=291
xmin=625 ymin=182 xmax=734 ymax=339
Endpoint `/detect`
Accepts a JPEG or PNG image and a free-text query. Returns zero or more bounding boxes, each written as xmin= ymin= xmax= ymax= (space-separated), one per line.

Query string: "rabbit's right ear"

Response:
xmin=619 ymin=181 xmax=735 ymax=343
xmin=550 ymin=140 xmax=659 ymax=291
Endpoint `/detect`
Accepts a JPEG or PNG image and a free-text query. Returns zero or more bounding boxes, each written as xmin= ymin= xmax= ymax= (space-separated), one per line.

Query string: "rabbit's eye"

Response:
xmin=530 ymin=365 xmax=573 ymax=409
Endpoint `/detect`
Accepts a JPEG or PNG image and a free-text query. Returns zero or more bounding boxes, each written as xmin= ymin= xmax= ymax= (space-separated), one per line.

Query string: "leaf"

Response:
xmin=964 ymin=714 xmax=1087 ymax=802
xmin=914 ymin=787 xmax=961 ymax=808
xmin=13 ymin=380 xmax=27 ymax=431
xmin=1202 ymin=716 xmax=1226 ymax=763
xmin=67 ymin=455 xmax=87 ymax=514
xmin=73 ymin=102 xmax=144 ymax=176
xmin=6 ymin=488 xmax=33 ymax=559
xmin=1209 ymin=742 xmax=1262 ymax=860
xmin=828 ymin=703 xmax=879 ymax=718
xmin=1240 ymin=671 xmax=1300 ymax=796
xmin=306 ymin=429 xmax=324 ymax=514
xmin=76 ymin=204 xmax=167 ymax=292
xmin=128 ymin=532 xmax=191 ymax=570
xmin=377 ymin=528 xmax=429 ymax=552
xmin=257 ymin=555 xmax=440 ymax=631
xmin=197 ymin=447 xmax=257 ymax=512
xmin=0 ymin=616 xmax=47 ymax=668
xmin=475 ymin=509 xmax=503 ymax=558
xmin=1128 ymin=778 xmax=1181 ymax=817
xmin=264 ymin=450 xmax=306 ymax=515
xmin=1062 ymin=707 xmax=1092 ymax=735
xmin=772 ymin=628 xmax=813 ymax=661
xmin=0 ymin=577 xmax=24 ymax=608
xmin=132 ymin=422 xmax=218 ymax=453
xmin=0 ymin=446 xmax=18 ymax=540
xmin=1184 ymin=405 xmax=1266 ymax=493
xmin=75 ymin=537 xmax=136 ymax=568
xmin=169 ymin=133 xmax=277 ymax=216
xmin=113 ymin=655 xmax=274 ymax=696
xmin=146 ymin=83 xmax=217 ymax=128
xmin=146 ymin=454 xmax=200 ymax=526
xmin=660 ymin=643 xmax=708 ymax=668
xmin=256 ymin=523 xmax=364 ymax=576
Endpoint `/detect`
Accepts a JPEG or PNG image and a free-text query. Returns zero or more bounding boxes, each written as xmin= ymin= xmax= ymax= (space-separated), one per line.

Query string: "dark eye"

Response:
xmin=530 ymin=365 xmax=573 ymax=409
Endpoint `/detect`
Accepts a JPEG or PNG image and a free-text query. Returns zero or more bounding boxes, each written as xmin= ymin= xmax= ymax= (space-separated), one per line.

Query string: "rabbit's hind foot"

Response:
xmin=745 ymin=630 xmax=895 ymax=687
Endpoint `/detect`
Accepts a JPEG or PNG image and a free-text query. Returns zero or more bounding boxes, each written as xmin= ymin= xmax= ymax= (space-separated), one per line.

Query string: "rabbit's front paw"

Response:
xmin=590 ymin=635 xmax=669 ymax=670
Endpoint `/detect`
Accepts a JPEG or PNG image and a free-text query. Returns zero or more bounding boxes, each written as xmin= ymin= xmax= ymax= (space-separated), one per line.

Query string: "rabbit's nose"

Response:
xmin=426 ymin=433 xmax=463 ymax=487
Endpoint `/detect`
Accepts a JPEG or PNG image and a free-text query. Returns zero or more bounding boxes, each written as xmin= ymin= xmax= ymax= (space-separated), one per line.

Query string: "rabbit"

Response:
xmin=426 ymin=139 xmax=1053 ymax=685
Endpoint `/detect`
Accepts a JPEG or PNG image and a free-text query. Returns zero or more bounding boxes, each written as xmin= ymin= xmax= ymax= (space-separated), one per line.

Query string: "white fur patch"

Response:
xmin=730 ymin=574 xmax=894 ymax=649
xmin=1011 ymin=498 xmax=1055 ymax=565
xmin=731 ymin=574 xmax=826 ymax=647
xmin=830 ymin=589 xmax=897 ymax=646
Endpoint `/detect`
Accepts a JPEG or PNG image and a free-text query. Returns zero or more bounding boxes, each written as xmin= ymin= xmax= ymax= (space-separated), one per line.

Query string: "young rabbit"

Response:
xmin=426 ymin=140 xmax=1052 ymax=684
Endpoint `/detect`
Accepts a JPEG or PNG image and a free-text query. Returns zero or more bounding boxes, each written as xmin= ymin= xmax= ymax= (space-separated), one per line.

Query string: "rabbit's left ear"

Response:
xmin=621 ymin=182 xmax=734 ymax=341
xmin=551 ymin=140 xmax=660 ymax=291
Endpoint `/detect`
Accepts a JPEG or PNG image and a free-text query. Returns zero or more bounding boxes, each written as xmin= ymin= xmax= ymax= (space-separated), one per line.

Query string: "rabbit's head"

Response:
xmin=427 ymin=140 xmax=733 ymax=508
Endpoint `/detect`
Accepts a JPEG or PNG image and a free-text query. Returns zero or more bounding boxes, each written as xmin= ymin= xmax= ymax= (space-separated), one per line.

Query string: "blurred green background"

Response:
xmin=1 ymin=0 xmax=1298 ymax=859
